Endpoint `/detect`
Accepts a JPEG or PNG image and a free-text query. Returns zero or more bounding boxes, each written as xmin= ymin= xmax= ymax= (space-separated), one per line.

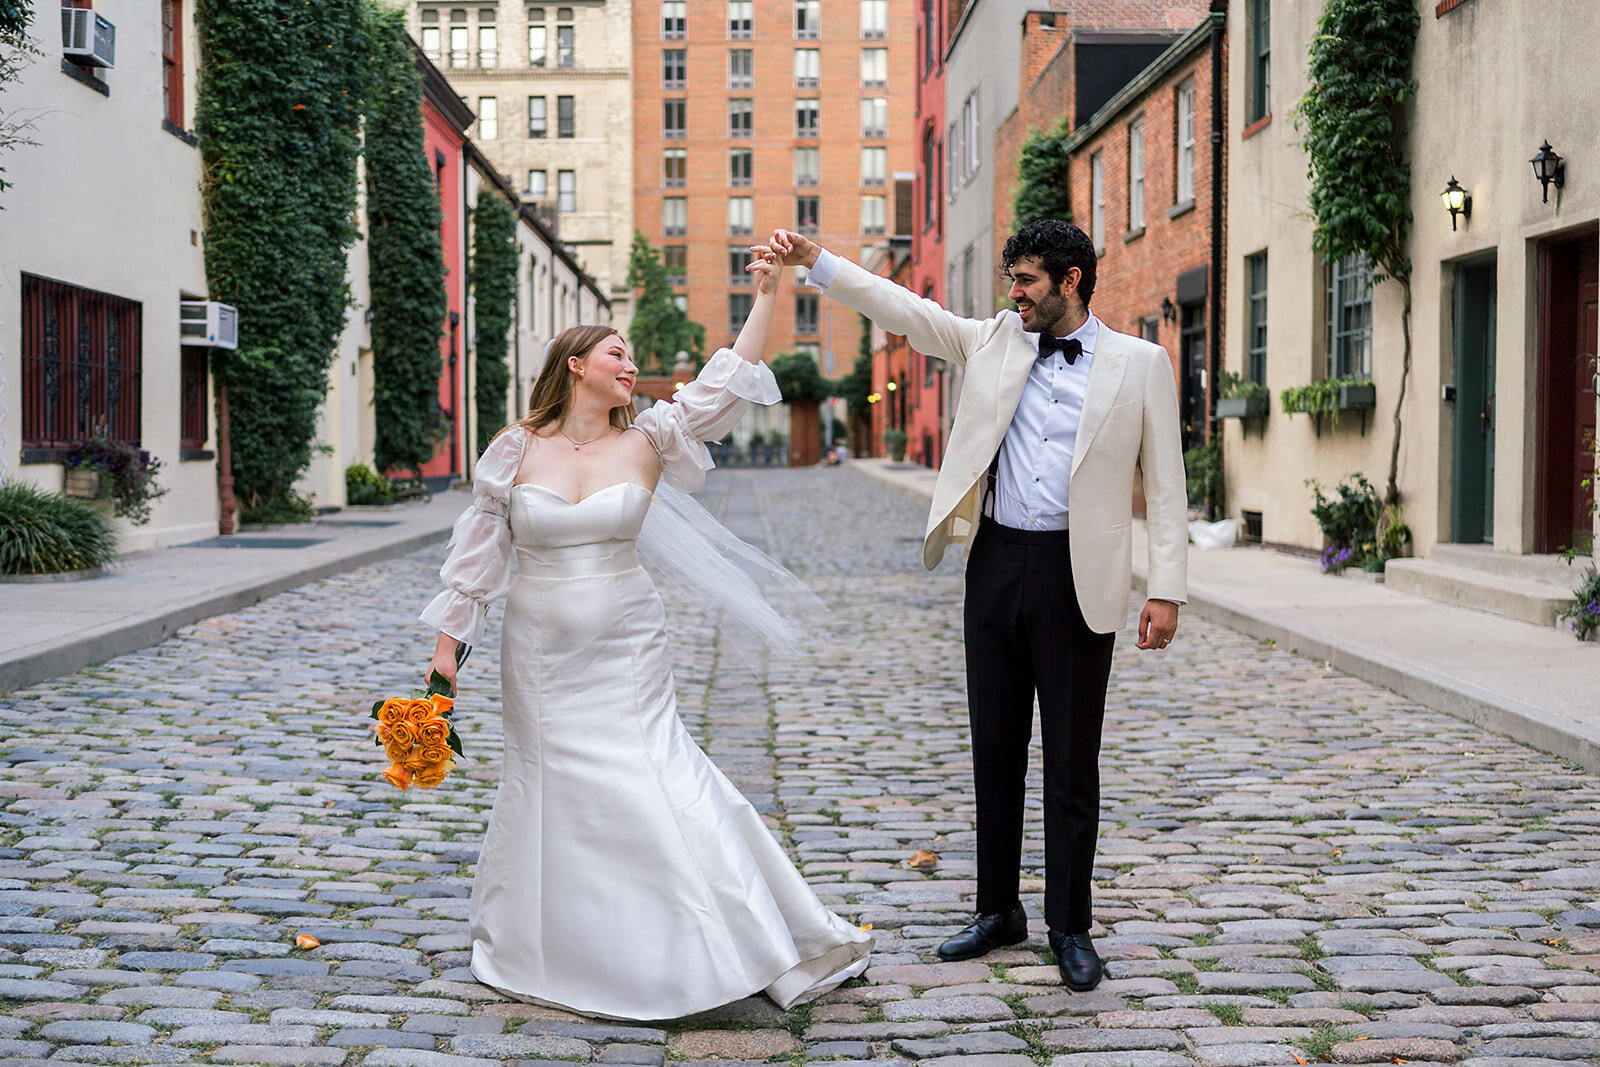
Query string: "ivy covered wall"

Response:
xmin=471 ymin=185 xmax=518 ymax=453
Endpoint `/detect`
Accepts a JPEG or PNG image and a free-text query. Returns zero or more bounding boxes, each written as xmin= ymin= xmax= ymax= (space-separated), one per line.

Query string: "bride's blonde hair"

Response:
xmin=509 ymin=324 xmax=636 ymax=438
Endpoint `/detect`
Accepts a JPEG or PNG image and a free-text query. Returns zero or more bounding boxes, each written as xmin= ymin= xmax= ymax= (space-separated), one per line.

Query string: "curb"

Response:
xmin=0 ymin=525 xmax=453 ymax=697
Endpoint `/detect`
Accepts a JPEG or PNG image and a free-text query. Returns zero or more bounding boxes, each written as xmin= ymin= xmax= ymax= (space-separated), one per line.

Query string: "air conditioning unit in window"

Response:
xmin=61 ymin=8 xmax=116 ymax=69
xmin=180 ymin=301 xmax=239 ymax=349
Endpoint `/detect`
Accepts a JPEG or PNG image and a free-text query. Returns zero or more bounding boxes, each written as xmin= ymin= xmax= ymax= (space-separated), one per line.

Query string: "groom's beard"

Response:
xmin=1023 ymin=287 xmax=1072 ymax=336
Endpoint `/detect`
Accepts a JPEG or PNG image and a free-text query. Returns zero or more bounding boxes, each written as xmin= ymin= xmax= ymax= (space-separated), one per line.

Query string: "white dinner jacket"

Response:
xmin=825 ymin=256 xmax=1188 ymax=634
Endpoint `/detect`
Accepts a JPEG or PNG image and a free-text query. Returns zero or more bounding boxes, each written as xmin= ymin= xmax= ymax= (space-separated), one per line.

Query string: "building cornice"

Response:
xmin=410 ymin=37 xmax=476 ymax=132
xmin=427 ymin=67 xmax=630 ymax=82
xmin=1060 ymin=12 xmax=1222 ymax=155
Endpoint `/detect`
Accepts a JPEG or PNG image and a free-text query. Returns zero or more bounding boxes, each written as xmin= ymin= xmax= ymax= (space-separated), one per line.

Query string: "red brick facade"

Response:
xmin=902 ymin=0 xmax=951 ymax=466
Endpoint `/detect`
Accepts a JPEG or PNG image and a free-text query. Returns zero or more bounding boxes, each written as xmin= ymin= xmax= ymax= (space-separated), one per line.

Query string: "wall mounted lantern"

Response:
xmin=1530 ymin=141 xmax=1565 ymax=203
xmin=1440 ymin=176 xmax=1471 ymax=230
xmin=1160 ymin=296 xmax=1177 ymax=323
xmin=886 ymin=380 xmax=898 ymax=392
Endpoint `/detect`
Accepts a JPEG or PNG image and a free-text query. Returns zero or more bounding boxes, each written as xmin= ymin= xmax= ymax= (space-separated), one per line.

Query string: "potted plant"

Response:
xmin=1216 ymin=371 xmax=1269 ymax=420
xmin=1281 ymin=375 xmax=1375 ymax=433
xmin=883 ymin=428 xmax=909 ymax=462
xmin=1338 ymin=381 xmax=1376 ymax=411
xmin=63 ymin=438 xmax=168 ymax=525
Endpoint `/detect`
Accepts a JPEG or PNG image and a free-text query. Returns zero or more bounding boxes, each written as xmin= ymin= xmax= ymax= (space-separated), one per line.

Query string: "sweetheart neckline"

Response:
xmin=512 ymin=481 xmax=654 ymax=507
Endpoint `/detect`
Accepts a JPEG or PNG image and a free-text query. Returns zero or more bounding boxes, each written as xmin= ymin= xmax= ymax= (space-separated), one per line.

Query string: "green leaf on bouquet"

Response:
xmin=370 ymin=699 xmax=385 ymax=719
xmin=447 ymin=727 xmax=463 ymax=757
xmin=427 ymin=669 xmax=455 ymax=697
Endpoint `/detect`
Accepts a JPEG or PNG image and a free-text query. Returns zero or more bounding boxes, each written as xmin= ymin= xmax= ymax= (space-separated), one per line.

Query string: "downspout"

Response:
xmin=462 ymin=154 xmax=473 ymax=480
xmin=1207 ymin=11 xmax=1224 ymax=460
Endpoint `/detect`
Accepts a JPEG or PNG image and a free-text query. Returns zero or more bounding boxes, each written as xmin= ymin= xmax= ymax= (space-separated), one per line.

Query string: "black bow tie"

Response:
xmin=1038 ymin=335 xmax=1083 ymax=364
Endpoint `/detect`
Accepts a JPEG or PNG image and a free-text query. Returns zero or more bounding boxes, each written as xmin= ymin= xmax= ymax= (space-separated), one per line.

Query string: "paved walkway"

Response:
xmin=850 ymin=458 xmax=1600 ymax=773
xmin=0 ymin=468 xmax=1597 ymax=1066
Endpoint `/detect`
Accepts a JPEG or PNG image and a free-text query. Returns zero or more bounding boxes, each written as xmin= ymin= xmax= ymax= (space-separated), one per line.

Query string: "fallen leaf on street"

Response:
xmin=907 ymin=850 xmax=938 ymax=869
xmin=295 ymin=935 xmax=321 ymax=949
xmin=859 ymin=923 xmax=873 ymax=930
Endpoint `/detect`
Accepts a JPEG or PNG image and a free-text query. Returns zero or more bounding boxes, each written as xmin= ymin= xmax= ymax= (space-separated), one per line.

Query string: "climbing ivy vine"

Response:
xmin=1295 ymin=0 xmax=1419 ymax=506
xmin=366 ymin=6 xmax=447 ymax=479
xmin=195 ymin=0 xmax=374 ymax=521
xmin=626 ymin=231 xmax=705 ymax=374
xmin=472 ymin=185 xmax=518 ymax=453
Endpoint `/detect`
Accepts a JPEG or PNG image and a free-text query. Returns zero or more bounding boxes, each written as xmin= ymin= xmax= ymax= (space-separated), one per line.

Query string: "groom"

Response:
xmin=759 ymin=221 xmax=1187 ymax=990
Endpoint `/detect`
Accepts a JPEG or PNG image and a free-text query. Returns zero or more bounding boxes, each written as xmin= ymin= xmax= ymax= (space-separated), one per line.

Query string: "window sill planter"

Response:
xmin=64 ymin=469 xmax=103 ymax=499
xmin=1338 ymin=383 xmax=1376 ymax=411
xmin=1217 ymin=395 xmax=1268 ymax=419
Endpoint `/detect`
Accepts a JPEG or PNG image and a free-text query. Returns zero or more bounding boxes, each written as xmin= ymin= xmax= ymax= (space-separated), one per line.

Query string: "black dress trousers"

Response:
xmin=962 ymin=515 xmax=1117 ymax=934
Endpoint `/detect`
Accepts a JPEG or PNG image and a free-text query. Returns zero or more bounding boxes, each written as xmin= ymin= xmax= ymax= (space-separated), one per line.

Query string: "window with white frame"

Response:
xmin=861 ymin=48 xmax=888 ymax=88
xmin=729 ymin=247 xmax=750 ymax=282
xmin=1177 ymin=78 xmax=1196 ymax=204
xmin=663 ymin=98 xmax=686 ymax=138
xmin=861 ymin=146 xmax=887 ymax=187
xmin=728 ymin=196 xmax=754 ymax=235
xmin=478 ymin=22 xmax=497 ymax=67
xmin=663 ymin=148 xmax=686 ymax=187
xmin=861 ymin=194 xmax=887 ymax=235
xmin=556 ymin=95 xmax=574 ymax=138
xmin=1326 ymin=251 xmax=1372 ymax=379
xmin=795 ymin=98 xmax=819 ymax=137
xmin=795 ymin=292 xmax=819 ymax=333
xmin=729 ymin=148 xmax=753 ymax=187
xmin=794 ymin=146 xmax=820 ymax=186
xmin=1247 ymin=250 xmax=1268 ymax=384
xmin=860 ymin=0 xmax=888 ymax=38
xmin=663 ymin=49 xmax=686 ymax=89
xmin=1090 ymin=150 xmax=1105 ymax=253
xmin=795 ymin=0 xmax=820 ymax=38
xmin=794 ymin=48 xmax=820 ymax=88
xmin=420 ymin=23 xmax=441 ymax=62
xmin=557 ymin=169 xmax=575 ymax=213
xmin=728 ymin=0 xmax=753 ymax=39
xmin=527 ymin=169 xmax=548 ymax=199
xmin=946 ymin=119 xmax=959 ymax=198
xmin=662 ymin=0 xmax=686 ymax=39
xmin=729 ymin=292 xmax=754 ymax=332
xmin=861 ymin=97 xmax=887 ymax=138
xmin=796 ymin=195 xmax=819 ymax=233
xmin=729 ymin=97 xmax=753 ymax=138
xmin=1249 ymin=0 xmax=1270 ymax=123
xmin=477 ymin=96 xmax=498 ymax=140
xmin=662 ymin=245 xmax=687 ymax=285
xmin=555 ymin=12 xmax=574 ymax=68
xmin=728 ymin=48 xmax=753 ymax=89
xmin=527 ymin=95 xmax=546 ymax=138
xmin=450 ymin=23 xmax=469 ymax=67
xmin=527 ymin=19 xmax=546 ymax=67
xmin=1127 ymin=116 xmax=1145 ymax=232
xmin=663 ymin=196 xmax=688 ymax=236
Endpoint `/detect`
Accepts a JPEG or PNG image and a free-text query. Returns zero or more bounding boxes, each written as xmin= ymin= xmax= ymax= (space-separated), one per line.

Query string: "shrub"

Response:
xmin=1307 ymin=472 xmax=1409 ymax=573
xmin=1557 ymin=561 xmax=1600 ymax=641
xmin=345 ymin=464 xmax=394 ymax=506
xmin=1184 ymin=441 xmax=1222 ymax=512
xmin=63 ymin=438 xmax=168 ymax=525
xmin=0 ymin=481 xmax=117 ymax=574
xmin=883 ymin=427 xmax=908 ymax=461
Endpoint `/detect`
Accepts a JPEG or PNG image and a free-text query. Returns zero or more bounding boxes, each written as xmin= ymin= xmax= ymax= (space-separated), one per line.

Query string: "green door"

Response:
xmin=1452 ymin=260 xmax=1497 ymax=543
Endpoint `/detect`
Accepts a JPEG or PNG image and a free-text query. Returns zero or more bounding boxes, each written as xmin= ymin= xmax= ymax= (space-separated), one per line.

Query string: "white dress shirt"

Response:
xmin=809 ymin=249 xmax=1096 ymax=530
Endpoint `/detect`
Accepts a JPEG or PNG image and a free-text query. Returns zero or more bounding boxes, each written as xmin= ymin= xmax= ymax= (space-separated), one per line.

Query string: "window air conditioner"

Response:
xmin=61 ymin=8 xmax=116 ymax=69
xmin=180 ymin=301 xmax=239 ymax=349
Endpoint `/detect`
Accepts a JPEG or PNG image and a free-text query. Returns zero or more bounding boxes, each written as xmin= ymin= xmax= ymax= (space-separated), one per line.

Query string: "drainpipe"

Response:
xmin=462 ymin=155 xmax=473 ymax=480
xmin=1207 ymin=11 xmax=1224 ymax=462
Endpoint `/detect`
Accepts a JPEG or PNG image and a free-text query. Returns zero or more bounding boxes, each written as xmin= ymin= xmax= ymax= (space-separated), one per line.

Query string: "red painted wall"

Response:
xmin=907 ymin=0 xmax=947 ymax=467
xmin=421 ymin=98 xmax=467 ymax=481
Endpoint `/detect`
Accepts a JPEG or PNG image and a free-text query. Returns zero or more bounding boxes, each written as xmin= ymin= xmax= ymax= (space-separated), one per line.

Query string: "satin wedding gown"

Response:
xmin=420 ymin=350 xmax=872 ymax=1020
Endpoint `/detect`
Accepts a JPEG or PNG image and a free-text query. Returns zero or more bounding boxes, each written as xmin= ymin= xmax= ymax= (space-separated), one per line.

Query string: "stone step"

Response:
xmin=1426 ymin=543 xmax=1586 ymax=587
xmin=1386 ymin=557 xmax=1576 ymax=628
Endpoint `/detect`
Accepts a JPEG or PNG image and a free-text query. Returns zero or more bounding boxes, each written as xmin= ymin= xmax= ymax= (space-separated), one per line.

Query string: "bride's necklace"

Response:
xmin=558 ymin=423 xmax=610 ymax=450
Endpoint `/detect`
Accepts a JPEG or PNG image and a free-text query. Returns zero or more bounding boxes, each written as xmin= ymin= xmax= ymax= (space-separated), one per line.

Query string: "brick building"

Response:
xmin=632 ymin=0 xmax=915 ymax=388
xmin=866 ymin=239 xmax=914 ymax=454
xmin=903 ymin=0 xmax=952 ymax=466
xmin=1057 ymin=12 xmax=1225 ymax=451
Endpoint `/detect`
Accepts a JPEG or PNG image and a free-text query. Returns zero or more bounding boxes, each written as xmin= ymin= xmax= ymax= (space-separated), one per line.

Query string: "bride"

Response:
xmin=418 ymin=255 xmax=871 ymax=1020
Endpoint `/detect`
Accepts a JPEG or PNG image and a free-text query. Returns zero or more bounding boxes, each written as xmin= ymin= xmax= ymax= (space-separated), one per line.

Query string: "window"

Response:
xmin=795 ymin=98 xmax=819 ymax=137
xmin=528 ymin=22 xmax=547 ymax=66
xmin=180 ymin=345 xmax=207 ymax=452
xmin=663 ymin=197 xmax=688 ymax=236
xmin=557 ymin=169 xmax=575 ymax=213
xmin=795 ymin=292 xmax=819 ymax=334
xmin=477 ymin=96 xmax=498 ymax=140
xmin=663 ymin=245 xmax=687 ymax=286
xmin=728 ymin=247 xmax=750 ymax=283
xmin=728 ymin=0 xmax=753 ymax=38
xmin=421 ymin=21 xmax=441 ymax=63
xmin=797 ymin=195 xmax=820 ymax=234
xmin=729 ymin=48 xmax=753 ymax=89
xmin=663 ymin=98 xmax=686 ymax=139
xmin=861 ymin=146 xmax=887 ymax=187
xmin=729 ymin=292 xmax=754 ymax=333
xmin=922 ymin=0 xmax=937 ymax=73
xmin=1090 ymin=150 xmax=1105 ymax=253
xmin=729 ymin=98 xmax=753 ymax=139
xmin=663 ymin=49 xmax=686 ymax=89
xmin=729 ymin=148 xmax=752 ymax=187
xmin=527 ymin=95 xmax=547 ymax=138
xmin=956 ymin=89 xmax=980 ymax=182
xmin=478 ymin=24 xmax=498 ymax=67
xmin=1141 ymin=315 xmax=1160 ymax=344
xmin=861 ymin=194 xmax=887 ymax=235
xmin=1177 ymin=79 xmax=1196 ymax=204
xmin=20 ymin=274 xmax=144 ymax=452
xmin=960 ymin=246 xmax=975 ymax=317
xmin=450 ymin=23 xmax=469 ymax=67
xmin=662 ymin=0 xmax=686 ymax=39
xmin=728 ymin=196 xmax=754 ymax=236
xmin=860 ymin=0 xmax=888 ymax=39
xmin=1326 ymin=252 xmax=1372 ymax=379
xmin=663 ymin=148 xmax=686 ymax=187
xmin=861 ymin=97 xmax=887 ymax=138
xmin=861 ymin=48 xmax=888 ymax=88
xmin=1247 ymin=251 xmax=1268 ymax=385
xmin=527 ymin=169 xmax=548 ymax=199
xmin=795 ymin=0 xmax=820 ymax=39
xmin=794 ymin=49 xmax=820 ymax=88
xmin=162 ymin=0 xmax=183 ymax=127
xmin=1127 ymin=117 xmax=1145 ymax=232
xmin=947 ymin=120 xmax=959 ymax=198
xmin=556 ymin=95 xmax=574 ymax=138
xmin=1249 ymin=0 xmax=1271 ymax=123
xmin=921 ymin=128 xmax=938 ymax=231
xmin=794 ymin=146 xmax=819 ymax=186
xmin=556 ymin=19 xmax=574 ymax=67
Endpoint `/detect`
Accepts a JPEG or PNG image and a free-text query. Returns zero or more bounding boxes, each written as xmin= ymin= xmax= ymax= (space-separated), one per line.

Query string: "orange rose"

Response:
xmin=405 ymin=699 xmax=434 ymax=724
xmin=377 ymin=698 xmax=410 ymax=725
xmin=374 ymin=722 xmax=394 ymax=746
xmin=404 ymin=756 xmax=427 ymax=772
xmin=388 ymin=720 xmax=418 ymax=752
xmin=418 ymin=719 xmax=451 ymax=747
xmin=428 ymin=693 xmax=454 ymax=717
xmin=419 ymin=743 xmax=451 ymax=766
xmin=414 ymin=759 xmax=453 ymax=789
xmin=381 ymin=763 xmax=412 ymax=790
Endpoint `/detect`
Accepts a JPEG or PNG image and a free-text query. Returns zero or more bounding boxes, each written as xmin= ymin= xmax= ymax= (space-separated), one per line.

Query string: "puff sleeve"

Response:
xmin=633 ymin=348 xmax=782 ymax=492
xmin=418 ymin=427 xmax=528 ymax=646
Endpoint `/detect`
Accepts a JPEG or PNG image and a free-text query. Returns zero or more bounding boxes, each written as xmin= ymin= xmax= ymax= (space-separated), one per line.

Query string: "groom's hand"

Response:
xmin=1136 ymin=600 xmax=1179 ymax=651
xmin=756 ymin=229 xmax=821 ymax=269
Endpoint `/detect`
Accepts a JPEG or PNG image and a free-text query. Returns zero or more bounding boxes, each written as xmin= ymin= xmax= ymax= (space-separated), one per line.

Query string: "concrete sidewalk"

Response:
xmin=851 ymin=456 xmax=1600 ymax=772
xmin=0 ymin=490 xmax=468 ymax=695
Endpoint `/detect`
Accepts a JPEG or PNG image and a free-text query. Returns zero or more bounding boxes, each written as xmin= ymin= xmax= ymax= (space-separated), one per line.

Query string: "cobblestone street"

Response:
xmin=2 ymin=467 xmax=1599 ymax=1067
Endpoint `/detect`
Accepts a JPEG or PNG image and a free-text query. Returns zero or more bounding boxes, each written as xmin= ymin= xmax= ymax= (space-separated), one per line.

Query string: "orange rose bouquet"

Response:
xmin=370 ymin=661 xmax=465 ymax=790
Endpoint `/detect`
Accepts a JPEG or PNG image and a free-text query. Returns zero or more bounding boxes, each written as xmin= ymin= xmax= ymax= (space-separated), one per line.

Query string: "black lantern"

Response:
xmin=1440 ymin=176 xmax=1471 ymax=231
xmin=1160 ymin=296 xmax=1177 ymax=323
xmin=1530 ymin=141 xmax=1565 ymax=203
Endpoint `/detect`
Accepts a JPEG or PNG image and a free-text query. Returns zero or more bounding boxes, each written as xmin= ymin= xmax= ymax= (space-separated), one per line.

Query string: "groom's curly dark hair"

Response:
xmin=1001 ymin=219 xmax=1097 ymax=308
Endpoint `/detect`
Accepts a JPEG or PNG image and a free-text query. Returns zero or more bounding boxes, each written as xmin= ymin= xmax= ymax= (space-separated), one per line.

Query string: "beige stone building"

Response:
xmin=408 ymin=0 xmax=634 ymax=333
xmin=1222 ymin=0 xmax=1598 ymax=625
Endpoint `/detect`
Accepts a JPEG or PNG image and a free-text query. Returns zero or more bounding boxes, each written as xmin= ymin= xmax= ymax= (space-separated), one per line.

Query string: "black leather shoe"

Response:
xmin=1049 ymin=929 xmax=1103 ymax=991
xmin=936 ymin=903 xmax=1028 ymax=961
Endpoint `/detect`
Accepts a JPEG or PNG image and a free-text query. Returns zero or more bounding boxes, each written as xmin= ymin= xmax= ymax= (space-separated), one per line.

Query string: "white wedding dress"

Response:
xmin=420 ymin=349 xmax=872 ymax=1020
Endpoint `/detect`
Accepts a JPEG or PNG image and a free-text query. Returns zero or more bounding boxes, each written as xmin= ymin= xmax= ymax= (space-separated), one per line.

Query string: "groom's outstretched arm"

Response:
xmin=757 ymin=230 xmax=986 ymax=369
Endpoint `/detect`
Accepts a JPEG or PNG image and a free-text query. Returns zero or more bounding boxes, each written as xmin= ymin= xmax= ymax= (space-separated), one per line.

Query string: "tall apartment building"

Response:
xmin=633 ymin=0 xmax=915 ymax=376
xmin=409 ymin=1 xmax=634 ymax=333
